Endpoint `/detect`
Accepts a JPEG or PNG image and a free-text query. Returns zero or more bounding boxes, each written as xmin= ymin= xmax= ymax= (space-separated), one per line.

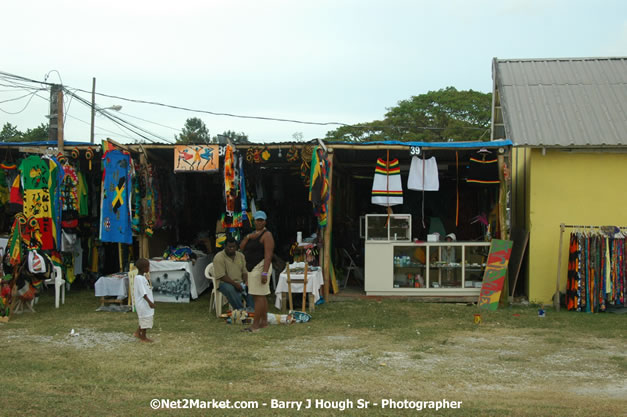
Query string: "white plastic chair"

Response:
xmin=205 ymin=263 xmax=227 ymax=318
xmin=44 ymin=266 xmax=65 ymax=308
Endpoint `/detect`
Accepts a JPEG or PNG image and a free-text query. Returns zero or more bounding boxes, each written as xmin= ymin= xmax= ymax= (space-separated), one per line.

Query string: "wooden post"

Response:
xmin=90 ymin=77 xmax=96 ymax=144
xmin=302 ymin=261 xmax=308 ymax=313
xmin=139 ymin=150 xmax=150 ymax=259
xmin=554 ymin=223 xmax=566 ymax=312
xmin=118 ymin=243 xmax=123 ymax=272
xmin=286 ymin=263 xmax=293 ymax=311
xmin=57 ymin=89 xmax=64 ymax=153
xmin=323 ymin=152 xmax=334 ymax=299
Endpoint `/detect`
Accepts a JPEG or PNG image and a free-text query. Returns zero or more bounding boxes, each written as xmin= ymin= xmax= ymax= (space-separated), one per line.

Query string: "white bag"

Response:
xmin=28 ymin=250 xmax=47 ymax=274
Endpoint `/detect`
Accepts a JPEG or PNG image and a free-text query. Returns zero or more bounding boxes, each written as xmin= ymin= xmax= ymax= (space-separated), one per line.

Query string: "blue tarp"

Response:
xmin=0 ymin=140 xmax=92 ymax=147
xmin=329 ymin=139 xmax=513 ymax=148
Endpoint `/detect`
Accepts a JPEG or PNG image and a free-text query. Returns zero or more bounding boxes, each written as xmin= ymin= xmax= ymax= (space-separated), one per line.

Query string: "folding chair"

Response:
xmin=341 ymin=248 xmax=363 ymax=288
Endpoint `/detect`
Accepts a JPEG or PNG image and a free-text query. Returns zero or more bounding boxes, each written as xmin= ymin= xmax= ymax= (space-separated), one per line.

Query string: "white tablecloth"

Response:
xmin=95 ymin=273 xmax=129 ymax=298
xmin=149 ymin=256 xmax=211 ymax=300
xmin=274 ymin=268 xmax=324 ymax=309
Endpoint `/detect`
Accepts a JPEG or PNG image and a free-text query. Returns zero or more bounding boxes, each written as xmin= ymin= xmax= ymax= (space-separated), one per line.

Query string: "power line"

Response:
xmin=1 ymin=69 xmax=492 ymax=138
xmin=63 ymin=89 xmax=174 ymax=144
xmin=0 ymin=90 xmax=39 ymax=114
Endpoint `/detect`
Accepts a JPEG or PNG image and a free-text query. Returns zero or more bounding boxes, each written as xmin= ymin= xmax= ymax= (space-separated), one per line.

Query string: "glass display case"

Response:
xmin=365 ymin=214 xmax=411 ymax=241
xmin=391 ymin=242 xmax=490 ymax=290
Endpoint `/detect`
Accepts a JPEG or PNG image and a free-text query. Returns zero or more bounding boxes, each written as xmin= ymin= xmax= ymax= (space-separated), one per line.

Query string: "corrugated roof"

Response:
xmin=493 ymin=57 xmax=627 ymax=147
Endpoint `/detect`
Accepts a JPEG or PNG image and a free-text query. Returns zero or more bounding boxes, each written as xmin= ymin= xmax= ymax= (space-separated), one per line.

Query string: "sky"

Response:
xmin=1 ymin=0 xmax=626 ymax=144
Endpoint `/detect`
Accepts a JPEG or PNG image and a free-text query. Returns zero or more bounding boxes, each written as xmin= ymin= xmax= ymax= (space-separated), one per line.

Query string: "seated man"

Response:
xmin=212 ymin=236 xmax=254 ymax=311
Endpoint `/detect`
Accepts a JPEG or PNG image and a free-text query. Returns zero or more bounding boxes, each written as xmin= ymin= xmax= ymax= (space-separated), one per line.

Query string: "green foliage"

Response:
xmin=326 ymin=87 xmax=492 ymax=142
xmin=0 ymin=122 xmax=49 ymax=142
xmin=175 ymin=117 xmax=211 ymax=144
xmin=213 ymin=130 xmax=249 ymax=144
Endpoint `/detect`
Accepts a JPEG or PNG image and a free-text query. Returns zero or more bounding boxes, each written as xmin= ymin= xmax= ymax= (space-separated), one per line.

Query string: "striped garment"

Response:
xmin=371 ymin=158 xmax=403 ymax=206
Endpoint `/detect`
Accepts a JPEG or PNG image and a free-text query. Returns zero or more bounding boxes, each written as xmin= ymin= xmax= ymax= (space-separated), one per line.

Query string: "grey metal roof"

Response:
xmin=493 ymin=57 xmax=627 ymax=147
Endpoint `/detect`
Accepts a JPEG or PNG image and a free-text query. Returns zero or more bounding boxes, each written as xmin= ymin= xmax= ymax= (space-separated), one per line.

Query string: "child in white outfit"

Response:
xmin=133 ymin=258 xmax=154 ymax=343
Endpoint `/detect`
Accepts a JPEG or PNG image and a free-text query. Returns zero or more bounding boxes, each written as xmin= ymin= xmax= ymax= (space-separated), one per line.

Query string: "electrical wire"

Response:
xmin=1 ymin=69 xmax=491 ymax=138
xmin=0 ymin=90 xmax=39 ymax=114
xmin=63 ymin=88 xmax=174 ymax=144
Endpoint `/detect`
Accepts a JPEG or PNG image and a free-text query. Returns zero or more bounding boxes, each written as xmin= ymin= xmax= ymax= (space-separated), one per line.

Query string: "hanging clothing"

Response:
xmin=19 ymin=155 xmax=56 ymax=250
xmin=371 ymin=158 xmax=403 ymax=206
xmin=467 ymin=157 xmax=499 ymax=185
xmin=408 ymin=156 xmax=439 ymax=191
xmin=100 ymin=149 xmax=133 ymax=244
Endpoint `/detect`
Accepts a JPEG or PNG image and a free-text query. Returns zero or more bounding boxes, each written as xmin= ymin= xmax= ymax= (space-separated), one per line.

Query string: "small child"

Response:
xmin=133 ymin=258 xmax=155 ymax=343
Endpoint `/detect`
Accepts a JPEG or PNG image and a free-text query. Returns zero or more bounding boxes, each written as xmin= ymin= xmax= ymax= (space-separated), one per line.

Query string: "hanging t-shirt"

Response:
xmin=407 ymin=156 xmax=439 ymax=191
xmin=467 ymin=157 xmax=499 ymax=185
xmin=61 ymin=163 xmax=80 ymax=229
xmin=371 ymin=158 xmax=403 ymax=206
xmin=100 ymin=149 xmax=133 ymax=244
xmin=19 ymin=155 xmax=55 ymax=250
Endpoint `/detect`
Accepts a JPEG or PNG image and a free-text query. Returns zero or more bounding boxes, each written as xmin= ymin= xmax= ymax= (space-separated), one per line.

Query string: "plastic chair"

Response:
xmin=204 ymin=263 xmax=228 ymax=318
xmin=44 ymin=266 xmax=65 ymax=308
xmin=341 ymin=248 xmax=363 ymax=288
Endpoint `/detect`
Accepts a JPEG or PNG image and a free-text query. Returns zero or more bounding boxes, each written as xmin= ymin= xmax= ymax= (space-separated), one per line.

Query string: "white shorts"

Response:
xmin=138 ymin=315 xmax=154 ymax=329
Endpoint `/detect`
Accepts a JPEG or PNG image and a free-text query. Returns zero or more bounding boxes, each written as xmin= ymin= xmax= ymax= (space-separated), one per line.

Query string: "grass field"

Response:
xmin=1 ymin=288 xmax=626 ymax=417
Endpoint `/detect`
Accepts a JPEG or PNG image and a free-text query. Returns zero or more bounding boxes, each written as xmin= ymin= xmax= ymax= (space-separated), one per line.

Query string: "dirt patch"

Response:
xmin=262 ymin=327 xmax=627 ymax=400
xmin=4 ymin=328 xmax=136 ymax=350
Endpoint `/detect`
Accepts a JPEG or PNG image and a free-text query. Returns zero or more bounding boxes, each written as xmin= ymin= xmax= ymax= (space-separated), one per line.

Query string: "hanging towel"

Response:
xmin=408 ymin=156 xmax=439 ymax=191
xmin=371 ymin=158 xmax=403 ymax=206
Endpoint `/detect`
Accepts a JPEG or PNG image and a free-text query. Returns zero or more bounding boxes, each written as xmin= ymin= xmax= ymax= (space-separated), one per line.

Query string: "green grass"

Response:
xmin=1 ymin=289 xmax=626 ymax=416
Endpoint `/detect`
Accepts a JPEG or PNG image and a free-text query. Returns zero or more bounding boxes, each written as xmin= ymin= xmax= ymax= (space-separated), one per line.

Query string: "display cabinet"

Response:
xmin=365 ymin=241 xmax=490 ymax=296
xmin=365 ymin=214 xmax=411 ymax=241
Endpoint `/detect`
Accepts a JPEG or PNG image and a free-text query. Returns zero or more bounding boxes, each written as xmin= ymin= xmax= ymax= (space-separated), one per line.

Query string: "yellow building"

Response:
xmin=492 ymin=57 xmax=627 ymax=304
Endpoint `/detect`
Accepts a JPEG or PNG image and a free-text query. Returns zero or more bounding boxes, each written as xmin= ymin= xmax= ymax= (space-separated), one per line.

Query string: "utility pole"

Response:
xmin=57 ymin=88 xmax=64 ymax=152
xmin=90 ymin=77 xmax=96 ymax=144
xmin=48 ymin=84 xmax=60 ymax=143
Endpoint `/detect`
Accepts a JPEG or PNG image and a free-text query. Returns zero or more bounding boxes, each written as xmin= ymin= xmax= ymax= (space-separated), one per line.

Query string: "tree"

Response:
xmin=0 ymin=122 xmax=49 ymax=142
xmin=325 ymin=87 xmax=492 ymax=142
xmin=213 ymin=130 xmax=249 ymax=144
xmin=0 ymin=123 xmax=21 ymax=142
xmin=21 ymin=123 xmax=49 ymax=142
xmin=175 ymin=117 xmax=211 ymax=144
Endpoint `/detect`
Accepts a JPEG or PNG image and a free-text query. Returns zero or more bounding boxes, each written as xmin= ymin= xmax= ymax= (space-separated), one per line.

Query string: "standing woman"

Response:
xmin=240 ymin=210 xmax=274 ymax=332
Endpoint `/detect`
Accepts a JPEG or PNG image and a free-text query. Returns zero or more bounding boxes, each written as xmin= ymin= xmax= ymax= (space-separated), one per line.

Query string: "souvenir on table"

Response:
xmin=100 ymin=149 xmax=133 ymax=244
xmin=174 ymin=145 xmax=218 ymax=172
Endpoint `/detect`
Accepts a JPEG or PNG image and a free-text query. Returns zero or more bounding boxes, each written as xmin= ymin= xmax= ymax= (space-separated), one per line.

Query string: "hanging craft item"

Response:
xmin=100 ymin=149 xmax=133 ymax=244
xmin=71 ymin=147 xmax=80 ymax=160
xmin=309 ymin=146 xmax=330 ymax=227
xmin=174 ymin=145 xmax=218 ymax=172
xmin=85 ymin=147 xmax=94 ymax=170
xmin=286 ymin=145 xmax=299 ymax=162
xmin=300 ymin=145 xmax=314 ymax=187
xmin=261 ymin=146 xmax=271 ymax=162
xmin=371 ymin=155 xmax=403 ymax=207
